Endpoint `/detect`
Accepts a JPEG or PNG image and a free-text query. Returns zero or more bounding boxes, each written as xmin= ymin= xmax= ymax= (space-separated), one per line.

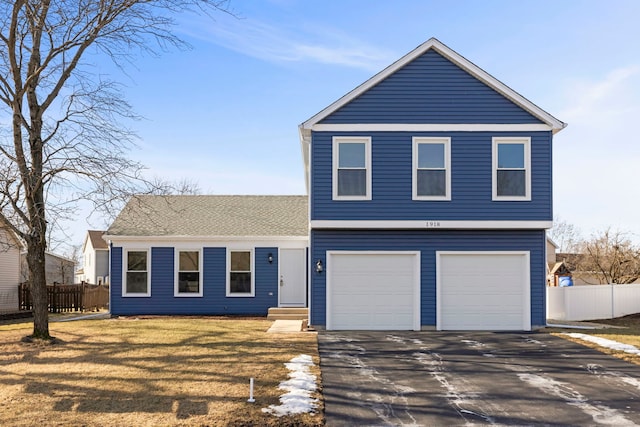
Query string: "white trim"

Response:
xmin=226 ymin=248 xmax=255 ymax=297
xmin=310 ymin=220 xmax=552 ymax=229
xmin=326 ymin=250 xmax=421 ymax=331
xmin=300 ymin=38 xmax=566 ymax=132
xmin=436 ymin=251 xmax=531 ymax=331
xmin=103 ymin=235 xmax=309 ymax=244
xmin=122 ymin=248 xmax=150 ymax=297
xmin=174 ymin=248 xmax=203 ymax=297
xmin=311 ymin=123 xmax=553 ymax=132
xmin=412 ymin=137 xmax=451 ymax=201
xmin=332 ymin=136 xmax=372 ymax=201
xmin=492 ymin=137 xmax=531 ymax=201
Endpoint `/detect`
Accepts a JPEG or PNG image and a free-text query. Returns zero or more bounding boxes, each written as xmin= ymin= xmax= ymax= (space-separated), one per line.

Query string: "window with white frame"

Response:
xmin=413 ymin=137 xmax=451 ymax=200
xmin=493 ymin=137 xmax=531 ymax=200
xmin=175 ymin=250 xmax=201 ymax=296
xmin=124 ymin=250 xmax=149 ymax=296
xmin=333 ymin=137 xmax=371 ymax=200
xmin=228 ymin=250 xmax=253 ymax=296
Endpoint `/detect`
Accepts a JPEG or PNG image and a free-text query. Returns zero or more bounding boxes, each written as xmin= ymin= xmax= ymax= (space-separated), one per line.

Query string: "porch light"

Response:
xmin=315 ymin=259 xmax=323 ymax=274
xmin=268 ymin=253 xmax=273 ymax=264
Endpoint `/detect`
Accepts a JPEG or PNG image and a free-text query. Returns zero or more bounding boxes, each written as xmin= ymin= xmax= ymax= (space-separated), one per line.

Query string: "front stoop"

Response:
xmin=267 ymin=307 xmax=309 ymax=320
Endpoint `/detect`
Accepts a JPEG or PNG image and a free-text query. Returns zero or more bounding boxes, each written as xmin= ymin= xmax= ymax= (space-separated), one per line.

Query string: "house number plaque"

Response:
xmin=425 ymin=221 xmax=441 ymax=227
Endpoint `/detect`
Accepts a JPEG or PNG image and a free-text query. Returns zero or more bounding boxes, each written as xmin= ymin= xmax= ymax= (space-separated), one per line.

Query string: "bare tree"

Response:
xmin=548 ymin=216 xmax=582 ymax=253
xmin=574 ymin=229 xmax=640 ymax=284
xmin=0 ymin=0 xmax=232 ymax=340
xmin=147 ymin=176 xmax=202 ymax=195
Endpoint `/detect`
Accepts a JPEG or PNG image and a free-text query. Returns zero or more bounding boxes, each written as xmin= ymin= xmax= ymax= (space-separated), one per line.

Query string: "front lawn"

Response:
xmin=0 ymin=316 xmax=322 ymax=426
xmin=551 ymin=314 xmax=640 ymax=365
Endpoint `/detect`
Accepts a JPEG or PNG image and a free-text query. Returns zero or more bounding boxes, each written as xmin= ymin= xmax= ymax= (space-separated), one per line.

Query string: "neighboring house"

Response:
xmin=554 ymin=252 xmax=640 ymax=285
xmin=105 ymin=195 xmax=308 ymax=316
xmin=80 ymin=230 xmax=109 ymax=285
xmin=299 ymin=38 xmax=565 ymax=331
xmin=0 ymin=228 xmax=22 ymax=312
xmin=546 ymin=237 xmax=559 ymax=265
xmin=21 ymin=252 xmax=76 ymax=285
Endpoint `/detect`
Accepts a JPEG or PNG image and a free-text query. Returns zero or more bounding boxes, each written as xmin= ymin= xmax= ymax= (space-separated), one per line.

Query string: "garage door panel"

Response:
xmin=328 ymin=252 xmax=419 ymax=331
xmin=439 ymin=252 xmax=530 ymax=331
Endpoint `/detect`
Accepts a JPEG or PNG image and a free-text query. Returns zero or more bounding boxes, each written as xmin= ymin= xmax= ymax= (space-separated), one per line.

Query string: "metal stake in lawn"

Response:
xmin=248 ymin=378 xmax=256 ymax=403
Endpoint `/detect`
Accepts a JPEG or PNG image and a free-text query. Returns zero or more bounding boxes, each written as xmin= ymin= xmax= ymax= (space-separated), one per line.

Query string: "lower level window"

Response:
xmin=228 ymin=250 xmax=253 ymax=296
xmin=176 ymin=250 xmax=201 ymax=296
xmin=125 ymin=250 xmax=149 ymax=295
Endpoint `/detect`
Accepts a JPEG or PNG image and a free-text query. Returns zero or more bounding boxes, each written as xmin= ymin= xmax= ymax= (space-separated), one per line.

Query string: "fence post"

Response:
xmin=611 ymin=283 xmax=615 ymax=319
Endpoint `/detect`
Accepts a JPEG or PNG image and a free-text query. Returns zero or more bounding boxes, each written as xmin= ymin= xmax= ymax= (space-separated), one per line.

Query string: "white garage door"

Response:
xmin=327 ymin=251 xmax=420 ymax=331
xmin=437 ymin=252 xmax=530 ymax=331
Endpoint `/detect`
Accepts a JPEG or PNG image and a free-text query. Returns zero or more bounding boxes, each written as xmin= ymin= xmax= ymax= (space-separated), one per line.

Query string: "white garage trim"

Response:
xmin=436 ymin=251 xmax=531 ymax=331
xmin=326 ymin=251 xmax=421 ymax=331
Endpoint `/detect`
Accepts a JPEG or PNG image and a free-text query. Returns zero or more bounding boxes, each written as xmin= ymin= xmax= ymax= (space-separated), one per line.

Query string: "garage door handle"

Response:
xmin=280 ymin=276 xmax=284 ymax=287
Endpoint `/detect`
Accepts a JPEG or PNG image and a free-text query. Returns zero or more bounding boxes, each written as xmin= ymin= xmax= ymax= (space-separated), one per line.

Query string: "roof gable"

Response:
xmin=300 ymin=38 xmax=566 ymax=132
xmin=319 ymin=49 xmax=543 ymax=125
xmin=106 ymin=195 xmax=308 ymax=238
xmin=84 ymin=230 xmax=108 ymax=251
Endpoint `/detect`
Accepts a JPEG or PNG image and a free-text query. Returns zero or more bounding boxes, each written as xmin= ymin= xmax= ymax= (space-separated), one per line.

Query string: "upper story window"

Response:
xmin=175 ymin=250 xmax=202 ymax=297
xmin=227 ymin=249 xmax=254 ymax=297
xmin=123 ymin=249 xmax=150 ymax=297
xmin=413 ymin=137 xmax=451 ymax=200
xmin=493 ymin=137 xmax=531 ymax=201
xmin=332 ymin=137 xmax=372 ymax=200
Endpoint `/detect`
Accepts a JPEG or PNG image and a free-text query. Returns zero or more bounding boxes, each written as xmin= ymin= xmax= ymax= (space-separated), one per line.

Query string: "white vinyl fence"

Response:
xmin=547 ymin=284 xmax=640 ymax=321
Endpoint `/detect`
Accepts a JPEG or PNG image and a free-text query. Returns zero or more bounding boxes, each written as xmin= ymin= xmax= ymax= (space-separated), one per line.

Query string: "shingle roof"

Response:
xmin=87 ymin=230 xmax=108 ymax=249
xmin=106 ymin=195 xmax=308 ymax=237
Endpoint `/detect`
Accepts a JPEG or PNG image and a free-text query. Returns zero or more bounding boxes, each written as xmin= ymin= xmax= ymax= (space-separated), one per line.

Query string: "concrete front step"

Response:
xmin=267 ymin=307 xmax=309 ymax=320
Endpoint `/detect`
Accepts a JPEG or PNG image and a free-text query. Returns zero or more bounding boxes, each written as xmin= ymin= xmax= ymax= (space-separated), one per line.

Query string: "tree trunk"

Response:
xmin=27 ymin=236 xmax=49 ymax=338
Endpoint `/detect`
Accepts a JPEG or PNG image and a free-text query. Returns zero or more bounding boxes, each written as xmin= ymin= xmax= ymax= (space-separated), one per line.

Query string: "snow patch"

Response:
xmin=564 ymin=333 xmax=640 ymax=355
xmin=518 ymin=373 xmax=634 ymax=425
xmin=262 ymin=354 xmax=318 ymax=417
xmin=461 ymin=339 xmax=485 ymax=348
xmin=524 ymin=337 xmax=546 ymax=347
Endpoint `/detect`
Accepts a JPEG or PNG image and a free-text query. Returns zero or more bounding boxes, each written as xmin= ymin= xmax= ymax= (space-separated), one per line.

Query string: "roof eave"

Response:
xmin=298 ymin=125 xmax=311 ymax=194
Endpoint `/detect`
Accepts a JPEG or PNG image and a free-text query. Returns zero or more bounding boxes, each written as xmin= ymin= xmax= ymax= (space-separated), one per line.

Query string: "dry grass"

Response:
xmin=0 ymin=316 xmax=323 ymax=426
xmin=550 ymin=314 xmax=640 ymax=365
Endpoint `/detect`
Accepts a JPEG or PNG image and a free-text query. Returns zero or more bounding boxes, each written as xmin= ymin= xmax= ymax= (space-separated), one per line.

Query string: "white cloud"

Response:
xmin=181 ymin=15 xmax=394 ymax=72
xmin=553 ymin=65 xmax=640 ymax=240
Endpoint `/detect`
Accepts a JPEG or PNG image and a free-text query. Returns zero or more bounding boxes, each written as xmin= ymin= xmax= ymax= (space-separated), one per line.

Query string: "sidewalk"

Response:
xmin=267 ymin=319 xmax=304 ymax=333
xmin=546 ymin=319 xmax=627 ymax=329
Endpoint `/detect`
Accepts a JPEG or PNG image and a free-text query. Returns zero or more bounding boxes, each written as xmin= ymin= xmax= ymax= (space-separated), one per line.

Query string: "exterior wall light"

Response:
xmin=315 ymin=259 xmax=323 ymax=273
xmin=268 ymin=253 xmax=273 ymax=264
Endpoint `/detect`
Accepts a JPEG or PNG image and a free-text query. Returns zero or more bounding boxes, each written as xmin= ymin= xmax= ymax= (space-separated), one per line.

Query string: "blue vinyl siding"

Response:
xmin=310 ymin=229 xmax=546 ymax=328
xmin=320 ymin=50 xmax=542 ymax=124
xmin=311 ymin=131 xmax=552 ymax=220
xmin=110 ymin=246 xmax=278 ymax=316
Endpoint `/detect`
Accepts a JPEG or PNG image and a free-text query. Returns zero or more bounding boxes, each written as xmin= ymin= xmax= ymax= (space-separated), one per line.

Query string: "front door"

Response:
xmin=279 ymin=248 xmax=306 ymax=307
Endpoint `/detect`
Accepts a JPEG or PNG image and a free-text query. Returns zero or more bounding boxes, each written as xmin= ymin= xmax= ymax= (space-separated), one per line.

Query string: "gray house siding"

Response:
xmin=310 ymin=229 xmax=547 ymax=328
xmin=95 ymin=250 xmax=109 ymax=283
xmin=110 ymin=246 xmax=279 ymax=315
xmin=311 ymin=131 xmax=552 ymax=221
xmin=320 ymin=50 xmax=543 ymax=124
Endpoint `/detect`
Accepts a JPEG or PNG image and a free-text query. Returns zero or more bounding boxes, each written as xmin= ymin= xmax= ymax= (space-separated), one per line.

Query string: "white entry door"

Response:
xmin=279 ymin=248 xmax=306 ymax=307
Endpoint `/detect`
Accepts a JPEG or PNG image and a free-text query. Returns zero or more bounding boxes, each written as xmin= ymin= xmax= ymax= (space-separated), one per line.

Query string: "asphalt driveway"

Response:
xmin=318 ymin=331 xmax=640 ymax=426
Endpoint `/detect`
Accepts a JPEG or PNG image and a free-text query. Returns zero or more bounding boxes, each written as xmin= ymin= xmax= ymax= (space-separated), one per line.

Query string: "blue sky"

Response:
xmin=71 ymin=0 xmax=640 ymax=249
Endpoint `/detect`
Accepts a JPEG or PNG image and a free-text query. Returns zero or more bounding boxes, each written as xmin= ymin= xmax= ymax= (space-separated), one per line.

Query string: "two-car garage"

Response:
xmin=325 ymin=251 xmax=531 ymax=331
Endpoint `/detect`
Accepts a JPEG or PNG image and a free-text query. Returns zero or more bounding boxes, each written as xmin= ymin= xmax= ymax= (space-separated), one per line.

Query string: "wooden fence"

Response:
xmin=19 ymin=282 xmax=109 ymax=313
